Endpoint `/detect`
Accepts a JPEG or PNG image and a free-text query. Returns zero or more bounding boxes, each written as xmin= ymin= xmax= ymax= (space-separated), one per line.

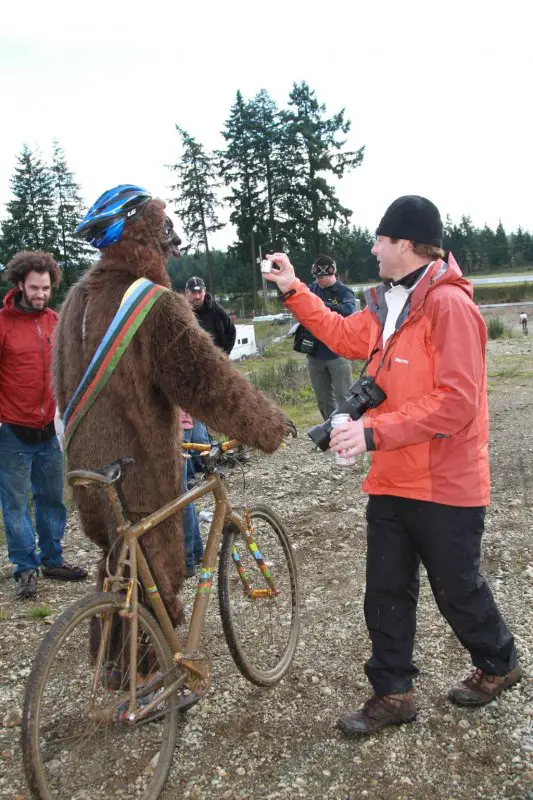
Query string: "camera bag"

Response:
xmin=293 ymin=324 xmax=318 ymax=355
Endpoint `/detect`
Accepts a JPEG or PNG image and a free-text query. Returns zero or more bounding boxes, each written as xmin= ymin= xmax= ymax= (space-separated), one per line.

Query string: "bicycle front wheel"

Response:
xmin=218 ymin=504 xmax=300 ymax=686
xmin=22 ymin=592 xmax=178 ymax=800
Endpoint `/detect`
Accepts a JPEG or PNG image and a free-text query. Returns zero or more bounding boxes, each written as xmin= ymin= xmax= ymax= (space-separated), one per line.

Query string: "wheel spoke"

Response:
xmin=23 ymin=594 xmax=178 ymax=800
xmin=218 ymin=506 xmax=300 ymax=686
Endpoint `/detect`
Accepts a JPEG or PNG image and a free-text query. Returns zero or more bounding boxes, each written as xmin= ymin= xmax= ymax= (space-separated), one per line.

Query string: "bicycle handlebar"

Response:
xmin=181 ymin=439 xmax=239 ymax=454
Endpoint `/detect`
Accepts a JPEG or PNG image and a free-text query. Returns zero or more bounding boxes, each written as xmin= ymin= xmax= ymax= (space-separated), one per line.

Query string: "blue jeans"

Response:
xmin=0 ymin=424 xmax=66 ymax=577
xmin=182 ymin=429 xmax=203 ymax=571
xmin=186 ymin=420 xmax=211 ymax=481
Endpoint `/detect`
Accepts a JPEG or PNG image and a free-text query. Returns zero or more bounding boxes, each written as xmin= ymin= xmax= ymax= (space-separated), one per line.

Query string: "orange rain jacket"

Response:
xmin=285 ymin=255 xmax=490 ymax=507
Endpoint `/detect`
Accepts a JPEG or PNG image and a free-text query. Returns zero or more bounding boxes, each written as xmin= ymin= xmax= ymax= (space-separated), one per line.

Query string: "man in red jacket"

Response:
xmin=265 ymin=196 xmax=521 ymax=734
xmin=0 ymin=251 xmax=87 ymax=599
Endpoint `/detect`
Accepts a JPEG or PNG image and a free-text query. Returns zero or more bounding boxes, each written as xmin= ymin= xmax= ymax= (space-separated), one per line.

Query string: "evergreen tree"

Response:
xmin=249 ymin=89 xmax=284 ymax=247
xmin=51 ymin=141 xmax=92 ymax=287
xmin=168 ymin=127 xmax=223 ymax=293
xmin=478 ymin=225 xmax=495 ymax=270
xmin=277 ymin=81 xmax=364 ymax=256
xmin=492 ymin=221 xmax=509 ymax=268
xmin=459 ymin=215 xmax=477 ymax=272
xmin=219 ymin=91 xmax=266 ymax=297
xmin=510 ymin=226 xmax=526 ymax=267
xmin=328 ymin=224 xmax=376 ymax=283
xmin=444 ymin=219 xmax=464 ymax=265
xmin=1 ymin=145 xmax=58 ymax=260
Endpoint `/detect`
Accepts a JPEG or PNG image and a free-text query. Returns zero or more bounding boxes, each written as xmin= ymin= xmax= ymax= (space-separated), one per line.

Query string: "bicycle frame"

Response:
xmin=68 ymin=447 xmax=279 ymax=722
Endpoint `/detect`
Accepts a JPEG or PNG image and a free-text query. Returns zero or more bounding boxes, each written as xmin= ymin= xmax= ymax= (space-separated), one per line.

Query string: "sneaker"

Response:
xmin=337 ymin=691 xmax=417 ymax=736
xmin=185 ymin=566 xmax=196 ymax=579
xmin=448 ymin=665 xmax=523 ymax=707
xmin=235 ymin=446 xmax=251 ymax=463
xmin=15 ymin=569 xmax=38 ymax=600
xmin=41 ymin=561 xmax=88 ymax=581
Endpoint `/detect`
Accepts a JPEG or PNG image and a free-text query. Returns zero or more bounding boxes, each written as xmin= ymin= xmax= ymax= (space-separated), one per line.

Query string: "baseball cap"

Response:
xmin=185 ymin=276 xmax=206 ymax=292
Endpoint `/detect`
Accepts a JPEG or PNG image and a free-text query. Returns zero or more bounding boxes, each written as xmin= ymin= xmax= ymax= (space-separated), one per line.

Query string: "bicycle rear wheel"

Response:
xmin=218 ymin=504 xmax=300 ymax=686
xmin=22 ymin=592 xmax=178 ymax=800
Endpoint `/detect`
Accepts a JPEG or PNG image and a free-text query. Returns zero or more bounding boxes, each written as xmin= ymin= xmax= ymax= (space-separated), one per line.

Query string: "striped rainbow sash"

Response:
xmin=62 ymin=277 xmax=167 ymax=449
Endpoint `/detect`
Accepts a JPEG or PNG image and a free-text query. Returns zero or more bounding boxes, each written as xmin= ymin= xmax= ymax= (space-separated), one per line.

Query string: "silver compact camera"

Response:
xmin=260 ymin=258 xmax=273 ymax=273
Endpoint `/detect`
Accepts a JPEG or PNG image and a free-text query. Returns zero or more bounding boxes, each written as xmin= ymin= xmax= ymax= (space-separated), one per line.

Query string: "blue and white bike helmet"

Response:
xmin=76 ymin=184 xmax=152 ymax=248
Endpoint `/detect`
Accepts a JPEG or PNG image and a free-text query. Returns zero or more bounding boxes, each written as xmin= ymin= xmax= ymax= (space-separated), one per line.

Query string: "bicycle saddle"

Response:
xmin=67 ymin=457 xmax=136 ymax=487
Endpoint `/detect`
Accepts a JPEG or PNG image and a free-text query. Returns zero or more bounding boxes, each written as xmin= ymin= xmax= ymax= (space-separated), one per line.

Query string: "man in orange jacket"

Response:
xmin=265 ymin=196 xmax=521 ymax=735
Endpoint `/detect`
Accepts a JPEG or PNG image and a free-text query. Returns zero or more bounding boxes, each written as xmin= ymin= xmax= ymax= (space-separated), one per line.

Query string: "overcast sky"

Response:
xmin=2 ymin=0 xmax=532 ymax=250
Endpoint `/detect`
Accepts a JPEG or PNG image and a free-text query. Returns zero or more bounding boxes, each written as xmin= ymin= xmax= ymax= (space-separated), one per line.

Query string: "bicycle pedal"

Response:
xmin=177 ymin=689 xmax=201 ymax=713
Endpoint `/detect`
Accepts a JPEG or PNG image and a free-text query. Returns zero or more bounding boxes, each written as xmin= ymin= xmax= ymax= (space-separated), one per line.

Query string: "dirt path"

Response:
xmin=1 ymin=334 xmax=532 ymax=800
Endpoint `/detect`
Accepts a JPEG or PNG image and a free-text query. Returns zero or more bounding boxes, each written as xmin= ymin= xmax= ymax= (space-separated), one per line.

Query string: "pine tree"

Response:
xmin=219 ymin=91 xmax=266 ymax=297
xmin=277 ymin=82 xmax=365 ymax=257
xmin=492 ymin=221 xmax=509 ymax=268
xmin=459 ymin=215 xmax=477 ymax=272
xmin=478 ymin=225 xmax=495 ymax=271
xmin=249 ymin=89 xmax=285 ymax=248
xmin=51 ymin=141 xmax=92 ymax=286
xmin=1 ymin=145 xmax=58 ymax=260
xmin=510 ymin=226 xmax=526 ymax=267
xmin=328 ymin=224 xmax=376 ymax=283
xmin=168 ymin=127 xmax=223 ymax=293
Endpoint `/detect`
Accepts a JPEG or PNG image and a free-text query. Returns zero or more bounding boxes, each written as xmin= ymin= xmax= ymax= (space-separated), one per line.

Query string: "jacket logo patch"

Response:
xmin=394 ymin=357 xmax=409 ymax=365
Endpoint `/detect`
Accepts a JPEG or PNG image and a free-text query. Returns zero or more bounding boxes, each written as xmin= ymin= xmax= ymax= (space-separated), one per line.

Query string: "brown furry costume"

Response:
xmin=53 ymin=200 xmax=287 ymax=625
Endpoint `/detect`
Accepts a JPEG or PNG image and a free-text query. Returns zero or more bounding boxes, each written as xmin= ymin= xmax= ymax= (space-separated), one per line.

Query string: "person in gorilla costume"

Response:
xmin=54 ymin=185 xmax=291 ymax=629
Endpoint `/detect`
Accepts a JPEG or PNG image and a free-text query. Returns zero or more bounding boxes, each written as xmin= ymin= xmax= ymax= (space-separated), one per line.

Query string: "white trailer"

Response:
xmin=230 ymin=324 xmax=258 ymax=360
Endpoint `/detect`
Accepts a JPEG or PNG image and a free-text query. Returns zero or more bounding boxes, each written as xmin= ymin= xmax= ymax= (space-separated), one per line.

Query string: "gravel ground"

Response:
xmin=1 ymin=331 xmax=532 ymax=800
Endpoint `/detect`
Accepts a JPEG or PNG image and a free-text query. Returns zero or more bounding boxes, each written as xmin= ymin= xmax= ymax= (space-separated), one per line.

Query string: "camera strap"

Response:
xmin=358 ymin=323 xmax=400 ymax=381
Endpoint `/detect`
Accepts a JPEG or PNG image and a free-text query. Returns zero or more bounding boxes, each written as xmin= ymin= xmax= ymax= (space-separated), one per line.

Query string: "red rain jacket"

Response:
xmin=285 ymin=255 xmax=490 ymax=506
xmin=0 ymin=287 xmax=58 ymax=429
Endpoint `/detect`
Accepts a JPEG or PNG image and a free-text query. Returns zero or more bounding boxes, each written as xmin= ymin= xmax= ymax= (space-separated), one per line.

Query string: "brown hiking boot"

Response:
xmin=337 ymin=691 xmax=417 ymax=736
xmin=448 ymin=664 xmax=523 ymax=707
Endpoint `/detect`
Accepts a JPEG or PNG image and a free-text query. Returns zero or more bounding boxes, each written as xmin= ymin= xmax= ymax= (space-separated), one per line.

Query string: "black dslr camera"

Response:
xmin=307 ymin=376 xmax=386 ymax=451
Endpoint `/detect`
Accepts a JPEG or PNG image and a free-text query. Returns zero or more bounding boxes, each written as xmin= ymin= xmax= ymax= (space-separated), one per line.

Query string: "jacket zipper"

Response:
xmin=386 ymin=307 xmax=425 ymax=370
xmin=368 ymin=304 xmax=424 ymax=373
xmin=35 ymin=320 xmax=46 ymax=428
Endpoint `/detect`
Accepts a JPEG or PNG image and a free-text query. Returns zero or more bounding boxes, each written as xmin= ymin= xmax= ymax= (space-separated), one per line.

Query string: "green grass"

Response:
xmin=487 ymin=353 xmax=533 ymax=390
xmin=487 ymin=318 xmax=505 ymax=339
xmin=26 ymin=604 xmax=54 ymax=620
xmin=474 ymin=282 xmax=533 ymax=304
xmin=234 ymin=341 xmax=367 ymax=428
xmin=250 ymin=320 xmax=292 ymax=341
xmin=0 ymin=609 xmax=9 ymax=621
xmin=472 ymin=268 xmax=533 ymax=278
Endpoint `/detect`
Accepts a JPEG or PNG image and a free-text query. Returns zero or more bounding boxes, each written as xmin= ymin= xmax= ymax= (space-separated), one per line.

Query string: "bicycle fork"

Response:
xmin=232 ymin=508 xmax=280 ymax=599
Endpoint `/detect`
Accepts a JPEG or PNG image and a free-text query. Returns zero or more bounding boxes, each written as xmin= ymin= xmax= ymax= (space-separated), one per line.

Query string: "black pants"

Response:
xmin=364 ymin=495 xmax=517 ymax=695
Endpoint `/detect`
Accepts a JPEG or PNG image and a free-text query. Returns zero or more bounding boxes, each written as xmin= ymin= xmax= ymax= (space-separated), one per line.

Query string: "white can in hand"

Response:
xmin=331 ymin=413 xmax=357 ymax=467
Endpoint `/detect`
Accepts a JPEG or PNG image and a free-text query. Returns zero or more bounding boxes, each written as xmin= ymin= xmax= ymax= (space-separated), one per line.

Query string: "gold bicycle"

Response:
xmin=22 ymin=440 xmax=300 ymax=800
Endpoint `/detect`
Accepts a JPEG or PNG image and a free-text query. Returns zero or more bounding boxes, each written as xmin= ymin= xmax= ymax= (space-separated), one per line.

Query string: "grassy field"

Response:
xmin=473 ymin=268 xmax=533 ymax=278
xmin=487 ymin=352 xmax=533 ymax=390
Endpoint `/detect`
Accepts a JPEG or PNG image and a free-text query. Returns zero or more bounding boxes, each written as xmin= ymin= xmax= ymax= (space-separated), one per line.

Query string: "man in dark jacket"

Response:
xmin=184 ymin=275 xmax=241 ymax=467
xmin=185 ymin=276 xmax=236 ymax=354
xmin=0 ymin=251 xmax=87 ymax=599
xmin=305 ymin=256 xmax=357 ymax=419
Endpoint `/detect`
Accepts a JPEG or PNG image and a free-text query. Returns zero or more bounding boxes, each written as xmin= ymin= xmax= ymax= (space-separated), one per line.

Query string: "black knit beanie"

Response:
xmin=376 ymin=195 xmax=443 ymax=246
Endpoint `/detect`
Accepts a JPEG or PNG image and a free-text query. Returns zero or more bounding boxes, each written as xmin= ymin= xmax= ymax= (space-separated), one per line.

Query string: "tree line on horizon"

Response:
xmin=1 ymin=81 xmax=532 ymax=303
